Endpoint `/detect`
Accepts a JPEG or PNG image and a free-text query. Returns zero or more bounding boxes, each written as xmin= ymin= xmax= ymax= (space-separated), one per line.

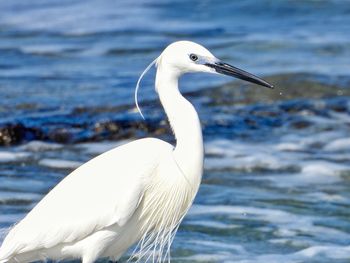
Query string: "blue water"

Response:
xmin=0 ymin=0 xmax=350 ymax=262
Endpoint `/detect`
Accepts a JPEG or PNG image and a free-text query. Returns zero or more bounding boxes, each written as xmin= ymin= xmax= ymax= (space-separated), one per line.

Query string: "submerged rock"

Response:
xmin=0 ymin=118 xmax=172 ymax=146
xmin=0 ymin=73 xmax=348 ymax=146
xmin=0 ymin=123 xmax=44 ymax=146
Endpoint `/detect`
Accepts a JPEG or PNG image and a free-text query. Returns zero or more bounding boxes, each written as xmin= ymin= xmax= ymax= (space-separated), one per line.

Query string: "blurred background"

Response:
xmin=0 ymin=0 xmax=350 ymax=262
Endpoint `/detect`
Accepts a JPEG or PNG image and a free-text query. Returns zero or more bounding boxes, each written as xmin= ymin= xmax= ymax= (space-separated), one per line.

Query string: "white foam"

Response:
xmin=205 ymin=139 xmax=242 ymax=157
xmin=189 ymin=204 xmax=350 ymax=247
xmin=185 ymin=220 xmax=240 ymax=230
xmin=324 ymin=137 xmax=350 ymax=151
xmin=203 ymin=244 xmax=350 ymax=262
xmin=280 ymin=130 xmax=341 ymax=149
xmin=295 ymin=244 xmax=350 ymax=259
xmin=76 ymin=140 xmax=130 ymax=155
xmin=306 ymin=114 xmax=342 ymax=127
xmin=303 ymin=192 xmax=346 ymax=202
xmin=180 ymin=252 xmax=234 ymax=262
xmin=265 ymin=160 xmax=350 ymax=187
xmin=19 ymin=141 xmax=62 ymax=152
xmin=186 ymin=240 xmax=246 ymax=254
xmin=205 ymin=139 xmax=292 ymax=171
xmin=0 ymin=151 xmax=29 ymax=162
xmin=0 ymin=192 xmax=41 ymax=203
xmin=20 ymin=44 xmax=75 ymax=55
xmin=204 ymin=139 xmax=310 ymax=172
xmin=328 ymin=111 xmax=350 ymax=123
xmin=301 ymin=161 xmax=349 ymax=179
xmin=205 ymin=153 xmax=293 ymax=172
xmin=233 ymin=254 xmax=301 ymax=263
xmin=234 ymin=154 xmax=285 ymax=170
xmin=189 ymin=204 xmax=303 ymax=225
xmin=275 ymin=142 xmax=304 ymax=151
xmin=38 ymin=158 xmax=82 ymax=169
xmin=269 ymin=238 xmax=312 ymax=247
xmin=273 ymin=228 xmax=297 ymax=237
xmin=0 ymin=177 xmax=46 ymax=190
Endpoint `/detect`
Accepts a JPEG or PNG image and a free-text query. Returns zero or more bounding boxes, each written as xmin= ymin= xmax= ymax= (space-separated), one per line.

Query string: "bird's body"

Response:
xmin=0 ymin=137 xmax=201 ymax=263
xmin=0 ymin=41 xmax=272 ymax=263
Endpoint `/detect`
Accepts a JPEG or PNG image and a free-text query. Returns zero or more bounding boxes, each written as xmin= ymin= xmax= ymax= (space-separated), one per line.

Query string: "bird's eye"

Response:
xmin=189 ymin=54 xmax=198 ymax=62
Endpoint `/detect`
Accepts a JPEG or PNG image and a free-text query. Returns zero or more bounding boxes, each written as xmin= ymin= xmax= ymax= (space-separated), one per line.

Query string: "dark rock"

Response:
xmin=0 ymin=123 xmax=44 ymax=146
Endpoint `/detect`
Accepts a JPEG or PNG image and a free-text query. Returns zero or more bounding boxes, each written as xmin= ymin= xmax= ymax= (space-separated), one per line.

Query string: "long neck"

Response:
xmin=156 ymin=66 xmax=204 ymax=186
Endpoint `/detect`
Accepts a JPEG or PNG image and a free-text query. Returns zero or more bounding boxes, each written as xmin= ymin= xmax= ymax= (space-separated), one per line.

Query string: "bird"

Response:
xmin=0 ymin=40 xmax=273 ymax=263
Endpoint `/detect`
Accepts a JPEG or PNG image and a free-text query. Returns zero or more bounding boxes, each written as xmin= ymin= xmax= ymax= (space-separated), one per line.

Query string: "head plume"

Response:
xmin=134 ymin=57 xmax=159 ymax=120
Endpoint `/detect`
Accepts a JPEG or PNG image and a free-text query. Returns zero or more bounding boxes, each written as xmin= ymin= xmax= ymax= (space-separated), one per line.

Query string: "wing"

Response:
xmin=0 ymin=138 xmax=173 ymax=258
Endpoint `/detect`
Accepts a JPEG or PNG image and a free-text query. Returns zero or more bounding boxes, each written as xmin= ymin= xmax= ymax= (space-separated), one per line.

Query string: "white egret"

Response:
xmin=0 ymin=41 xmax=273 ymax=263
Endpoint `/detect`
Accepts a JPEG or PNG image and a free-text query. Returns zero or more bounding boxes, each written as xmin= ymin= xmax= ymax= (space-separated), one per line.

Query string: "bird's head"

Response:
xmin=135 ymin=40 xmax=273 ymax=119
xmin=156 ymin=40 xmax=273 ymax=89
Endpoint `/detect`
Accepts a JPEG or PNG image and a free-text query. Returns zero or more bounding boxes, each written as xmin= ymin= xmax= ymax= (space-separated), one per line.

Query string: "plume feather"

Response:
xmin=134 ymin=57 xmax=158 ymax=120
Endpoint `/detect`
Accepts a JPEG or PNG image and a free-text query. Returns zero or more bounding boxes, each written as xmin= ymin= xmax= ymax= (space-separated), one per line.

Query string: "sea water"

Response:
xmin=0 ymin=0 xmax=349 ymax=262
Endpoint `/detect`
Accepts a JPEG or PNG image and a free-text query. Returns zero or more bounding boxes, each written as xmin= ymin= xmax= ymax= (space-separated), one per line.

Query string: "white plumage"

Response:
xmin=0 ymin=41 xmax=272 ymax=263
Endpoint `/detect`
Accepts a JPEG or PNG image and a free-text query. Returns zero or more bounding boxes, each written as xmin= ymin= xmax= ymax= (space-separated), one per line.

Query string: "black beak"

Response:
xmin=205 ymin=61 xmax=274 ymax=89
